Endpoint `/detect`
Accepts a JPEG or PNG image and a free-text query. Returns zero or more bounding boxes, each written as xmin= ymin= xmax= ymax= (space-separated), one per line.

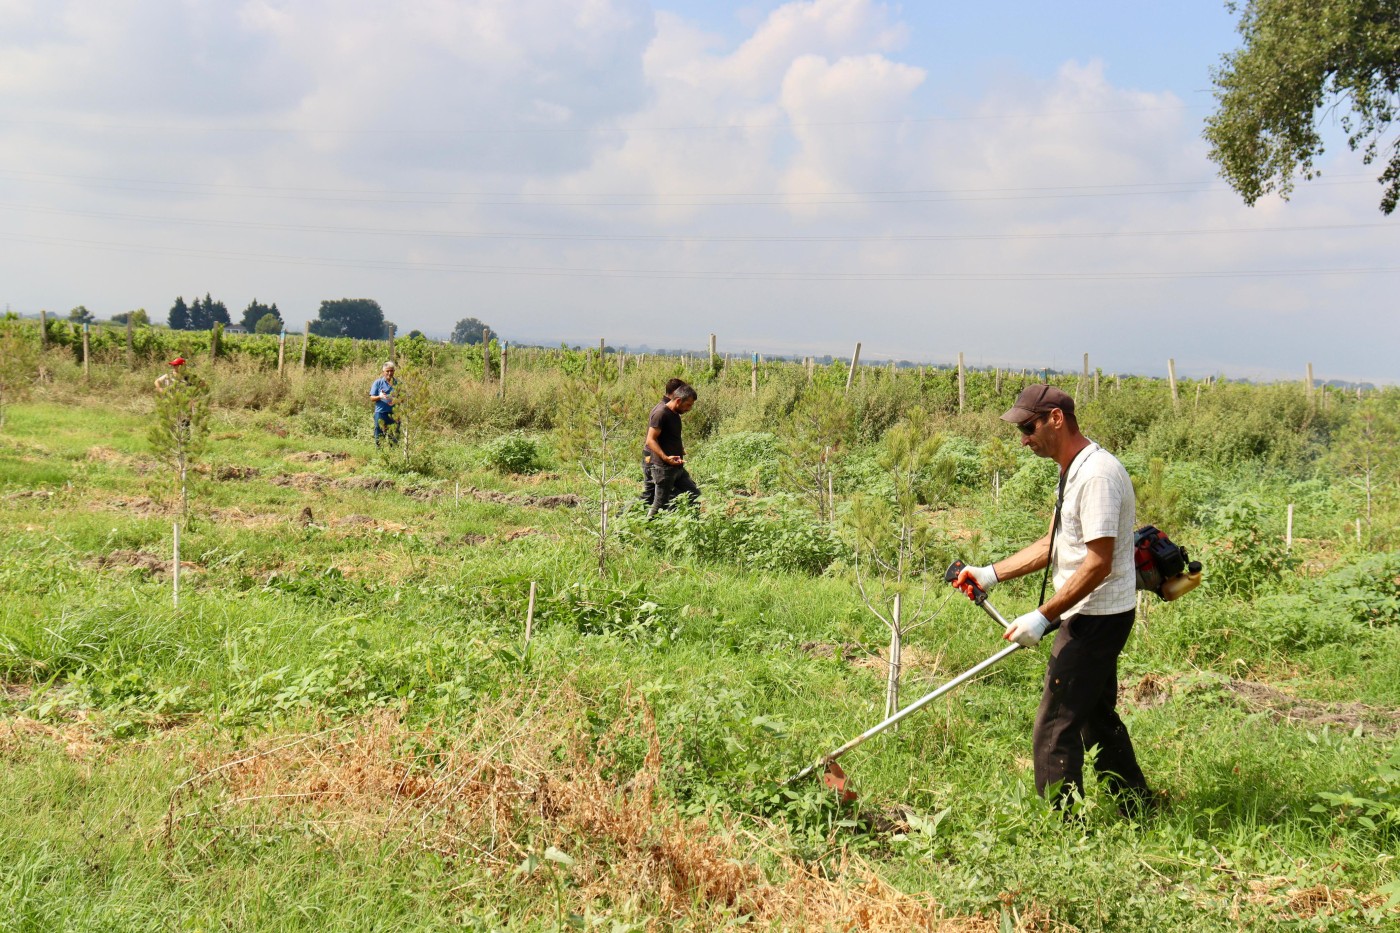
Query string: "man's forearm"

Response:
xmin=991 ymin=533 xmax=1052 ymax=583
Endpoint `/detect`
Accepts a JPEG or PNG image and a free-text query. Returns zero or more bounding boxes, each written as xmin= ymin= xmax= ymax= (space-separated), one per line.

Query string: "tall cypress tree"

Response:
xmin=168 ymin=296 xmax=191 ymax=330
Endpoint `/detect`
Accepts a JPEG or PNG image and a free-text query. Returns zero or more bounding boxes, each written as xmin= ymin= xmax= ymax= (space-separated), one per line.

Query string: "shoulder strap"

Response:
xmin=1039 ymin=466 xmax=1069 ymax=607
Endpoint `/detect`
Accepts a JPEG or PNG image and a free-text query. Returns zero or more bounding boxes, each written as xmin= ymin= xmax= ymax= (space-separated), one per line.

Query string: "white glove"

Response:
xmin=956 ymin=564 xmax=999 ymax=593
xmin=1005 ymin=609 xmax=1051 ymax=647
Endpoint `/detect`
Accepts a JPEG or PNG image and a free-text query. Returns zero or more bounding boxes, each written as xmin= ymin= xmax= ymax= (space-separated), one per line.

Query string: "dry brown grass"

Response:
xmin=164 ymin=690 xmax=1002 ymax=931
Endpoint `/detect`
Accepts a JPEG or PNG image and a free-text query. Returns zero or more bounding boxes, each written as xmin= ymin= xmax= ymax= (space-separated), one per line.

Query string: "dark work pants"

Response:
xmin=1033 ymin=608 xmax=1149 ymax=809
xmin=374 ymin=411 xmax=398 ymax=446
xmin=647 ymin=460 xmax=699 ymax=516
xmin=639 ymin=454 xmax=654 ymax=504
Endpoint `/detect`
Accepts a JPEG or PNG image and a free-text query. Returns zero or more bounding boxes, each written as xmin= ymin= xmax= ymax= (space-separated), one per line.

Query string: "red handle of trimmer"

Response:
xmin=944 ymin=559 xmax=988 ymax=605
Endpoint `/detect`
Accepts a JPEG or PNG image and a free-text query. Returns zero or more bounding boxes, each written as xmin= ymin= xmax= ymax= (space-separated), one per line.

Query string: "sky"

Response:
xmin=1 ymin=0 xmax=1395 ymax=383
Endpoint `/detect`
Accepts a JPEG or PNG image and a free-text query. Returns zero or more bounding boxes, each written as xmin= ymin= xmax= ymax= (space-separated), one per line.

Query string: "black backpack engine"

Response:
xmin=1133 ymin=526 xmax=1203 ymax=601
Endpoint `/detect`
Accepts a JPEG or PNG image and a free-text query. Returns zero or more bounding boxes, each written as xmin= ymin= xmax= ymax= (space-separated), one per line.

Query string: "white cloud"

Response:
xmin=0 ymin=0 xmax=1393 ymax=381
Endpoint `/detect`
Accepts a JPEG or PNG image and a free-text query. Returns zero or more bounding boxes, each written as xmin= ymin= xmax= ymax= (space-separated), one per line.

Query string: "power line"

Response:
xmin=2 ymin=230 xmax=1396 ymax=283
xmin=2 ymin=200 xmax=1395 ymax=244
xmin=0 ymin=169 xmax=1375 ymax=207
xmin=0 ymin=103 xmax=1205 ymax=138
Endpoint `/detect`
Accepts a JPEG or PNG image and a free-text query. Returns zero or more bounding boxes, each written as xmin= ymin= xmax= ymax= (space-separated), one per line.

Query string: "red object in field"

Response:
xmin=823 ymin=760 xmax=857 ymax=803
xmin=169 ymin=357 xmax=186 ymax=367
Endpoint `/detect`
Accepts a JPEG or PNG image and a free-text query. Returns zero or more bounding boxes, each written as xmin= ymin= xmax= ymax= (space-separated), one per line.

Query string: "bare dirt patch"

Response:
xmin=334 ymin=476 xmax=395 ymax=492
xmin=167 ymin=698 xmax=993 ymax=931
xmin=329 ymin=515 xmax=410 ymax=534
xmin=801 ymin=641 xmax=868 ymax=663
xmin=270 ymin=472 xmax=330 ymax=491
xmin=88 ymin=550 xmax=200 ymax=577
xmin=1121 ymin=674 xmax=1400 ymax=736
xmin=462 ymin=486 xmax=582 ymax=509
xmin=4 ymin=489 xmax=54 ymax=502
xmin=86 ymin=446 xmax=157 ymax=474
xmin=287 ymin=451 xmax=350 ymax=464
xmin=209 ymin=507 xmax=283 ymax=529
xmin=1 ymin=715 xmax=101 ymax=760
xmin=105 ymin=495 xmax=171 ymax=515
xmin=213 ymin=465 xmax=260 ymax=481
xmin=1224 ymin=680 xmax=1400 ymax=736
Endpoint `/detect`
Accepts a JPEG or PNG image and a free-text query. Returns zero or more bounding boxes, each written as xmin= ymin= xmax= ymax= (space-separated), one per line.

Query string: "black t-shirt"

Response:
xmin=648 ymin=402 xmax=684 ymax=458
xmin=642 ymin=396 xmax=667 ymax=457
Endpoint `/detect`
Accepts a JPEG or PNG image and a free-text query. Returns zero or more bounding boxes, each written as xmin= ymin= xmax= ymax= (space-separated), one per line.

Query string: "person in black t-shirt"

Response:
xmin=645 ymin=384 xmax=700 ymax=516
xmin=640 ymin=378 xmax=688 ymax=505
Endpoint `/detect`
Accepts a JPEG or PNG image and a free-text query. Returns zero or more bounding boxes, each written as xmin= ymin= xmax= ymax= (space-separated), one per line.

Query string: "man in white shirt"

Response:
xmin=955 ymin=384 xmax=1154 ymax=816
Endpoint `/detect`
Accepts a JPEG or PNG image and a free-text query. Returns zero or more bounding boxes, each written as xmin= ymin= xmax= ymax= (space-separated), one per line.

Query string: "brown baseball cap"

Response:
xmin=1000 ymin=383 xmax=1075 ymax=423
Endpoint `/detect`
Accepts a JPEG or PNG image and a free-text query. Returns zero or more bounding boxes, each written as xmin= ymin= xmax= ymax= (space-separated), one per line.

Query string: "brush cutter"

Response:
xmin=786 ymin=560 xmax=1046 ymax=801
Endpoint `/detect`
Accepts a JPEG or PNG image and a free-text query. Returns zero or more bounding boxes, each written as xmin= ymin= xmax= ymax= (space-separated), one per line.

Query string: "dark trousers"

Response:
xmin=647 ymin=460 xmax=699 ymax=515
xmin=374 ymin=411 xmax=398 ymax=445
xmin=639 ymin=454 xmax=655 ymax=504
xmin=1032 ymin=608 xmax=1149 ymax=809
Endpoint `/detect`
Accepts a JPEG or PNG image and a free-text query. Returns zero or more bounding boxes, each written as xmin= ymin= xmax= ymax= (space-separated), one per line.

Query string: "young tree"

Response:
xmin=848 ymin=411 xmax=958 ymax=720
xmin=310 ymin=299 xmax=387 ymax=339
xmin=1330 ymin=397 xmax=1400 ymax=542
xmin=780 ymin=384 xmax=853 ymax=523
xmin=254 ymin=313 xmax=282 ymax=335
xmin=556 ymin=351 xmax=637 ymax=577
xmin=149 ymin=362 xmax=210 ymax=520
xmin=241 ymin=299 xmax=281 ymax=333
xmin=450 ymin=317 xmax=496 ymax=345
xmin=67 ymin=306 xmax=94 ymax=324
xmin=168 ymin=297 xmax=191 ymax=330
xmin=1205 ymin=0 xmax=1400 ymax=214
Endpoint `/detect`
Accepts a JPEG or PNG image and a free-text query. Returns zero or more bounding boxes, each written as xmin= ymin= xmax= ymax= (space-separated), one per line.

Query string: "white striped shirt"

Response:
xmin=1052 ymin=441 xmax=1137 ymax=617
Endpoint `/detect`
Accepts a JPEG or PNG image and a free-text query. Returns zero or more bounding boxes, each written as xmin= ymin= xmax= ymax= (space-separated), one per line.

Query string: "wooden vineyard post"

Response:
xmin=301 ymin=321 xmax=311 ymax=371
xmin=523 ymin=581 xmax=537 ymax=657
xmin=277 ymin=330 xmax=287 ymax=377
xmin=845 ymin=342 xmax=861 ymax=394
xmin=1286 ymin=504 xmax=1294 ymax=551
xmin=126 ymin=316 xmax=135 ymax=369
xmin=1093 ymin=368 xmax=1100 ymax=400
xmin=82 ymin=323 xmax=91 ymax=379
xmin=599 ymin=338 xmax=606 ymax=372
xmin=957 ymin=352 xmax=965 ymax=414
xmin=39 ymin=309 xmax=49 ymax=351
xmin=709 ymin=333 xmax=717 ymax=365
xmin=994 ymin=368 xmax=1002 ymax=394
xmin=500 ymin=341 xmax=508 ymax=398
xmin=751 ymin=353 xmax=758 ymax=396
xmin=1167 ymin=359 xmax=1179 ymax=412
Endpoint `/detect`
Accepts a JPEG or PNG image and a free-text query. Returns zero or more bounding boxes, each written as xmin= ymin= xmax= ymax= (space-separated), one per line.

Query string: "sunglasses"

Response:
xmin=1017 ymin=415 xmax=1043 ymax=436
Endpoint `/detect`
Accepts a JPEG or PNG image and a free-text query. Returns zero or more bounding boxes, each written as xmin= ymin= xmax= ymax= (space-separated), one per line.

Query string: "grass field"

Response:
xmin=0 ymin=348 xmax=1397 ymax=931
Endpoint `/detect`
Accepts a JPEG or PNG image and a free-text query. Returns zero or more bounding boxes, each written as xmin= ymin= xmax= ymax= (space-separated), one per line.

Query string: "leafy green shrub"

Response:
xmin=938 ymin=434 xmax=985 ymax=488
xmin=619 ymin=494 xmax=840 ymax=576
xmin=1323 ymin=551 xmax=1400 ymax=627
xmin=537 ymin=580 xmax=675 ymax=644
xmin=1313 ymin=744 xmax=1400 ymax=846
xmin=1206 ymin=498 xmax=1297 ymax=598
xmin=479 ymin=431 xmax=548 ymax=474
xmin=690 ymin=431 xmax=780 ymax=493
